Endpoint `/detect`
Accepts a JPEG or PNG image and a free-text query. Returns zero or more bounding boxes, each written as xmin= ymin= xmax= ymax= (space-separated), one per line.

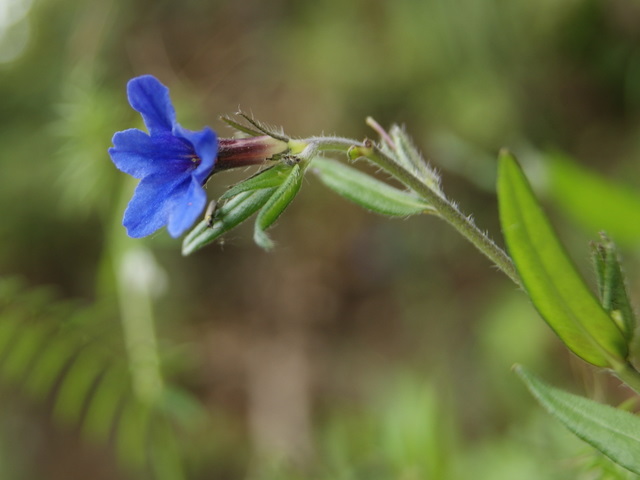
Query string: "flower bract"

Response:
xmin=108 ymin=75 xmax=218 ymax=238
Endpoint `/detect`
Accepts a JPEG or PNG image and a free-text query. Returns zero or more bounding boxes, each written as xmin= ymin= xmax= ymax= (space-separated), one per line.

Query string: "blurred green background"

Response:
xmin=2 ymin=0 xmax=640 ymax=478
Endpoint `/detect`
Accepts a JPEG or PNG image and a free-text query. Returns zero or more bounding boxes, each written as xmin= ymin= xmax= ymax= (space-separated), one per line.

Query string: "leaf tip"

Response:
xmin=254 ymin=228 xmax=275 ymax=251
xmin=498 ymin=148 xmax=518 ymax=165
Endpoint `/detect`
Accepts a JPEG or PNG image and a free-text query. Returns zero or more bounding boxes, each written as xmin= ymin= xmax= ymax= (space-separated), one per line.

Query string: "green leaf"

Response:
xmin=182 ymin=163 xmax=303 ymax=254
xmin=389 ymin=125 xmax=441 ymax=192
xmin=254 ymin=164 xmax=303 ymax=250
xmin=547 ymin=153 xmax=640 ymax=247
xmin=2 ymin=322 xmax=50 ymax=382
xmin=219 ymin=164 xmax=294 ymax=201
xmin=24 ymin=334 xmax=78 ymax=397
xmin=148 ymin=418 xmax=187 ymax=480
xmin=0 ymin=315 xmax=23 ymax=369
xmin=82 ymin=367 xmax=129 ymax=440
xmin=52 ymin=349 xmax=105 ymax=423
xmin=116 ymin=401 xmax=152 ymax=469
xmin=312 ymin=157 xmax=435 ymax=217
xmin=591 ymin=234 xmax=636 ymax=343
xmin=182 ymin=187 xmax=277 ymax=255
xmin=515 ymin=365 xmax=640 ymax=475
xmin=497 ymin=151 xmax=627 ymax=367
xmin=0 ymin=277 xmax=190 ymax=479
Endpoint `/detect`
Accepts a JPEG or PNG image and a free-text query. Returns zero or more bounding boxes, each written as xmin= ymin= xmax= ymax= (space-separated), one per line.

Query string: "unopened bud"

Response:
xmin=214 ymin=136 xmax=289 ymax=171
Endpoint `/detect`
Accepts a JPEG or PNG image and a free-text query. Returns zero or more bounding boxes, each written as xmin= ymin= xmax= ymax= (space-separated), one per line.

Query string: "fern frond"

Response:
xmin=0 ymin=276 xmax=197 ymax=480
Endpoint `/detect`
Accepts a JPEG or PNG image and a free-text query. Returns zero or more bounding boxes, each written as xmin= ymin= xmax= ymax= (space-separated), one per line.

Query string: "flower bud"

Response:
xmin=214 ymin=136 xmax=289 ymax=171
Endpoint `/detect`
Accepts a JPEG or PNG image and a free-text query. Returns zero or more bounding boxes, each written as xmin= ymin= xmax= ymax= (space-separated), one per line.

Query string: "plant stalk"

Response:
xmin=308 ymin=136 xmax=522 ymax=287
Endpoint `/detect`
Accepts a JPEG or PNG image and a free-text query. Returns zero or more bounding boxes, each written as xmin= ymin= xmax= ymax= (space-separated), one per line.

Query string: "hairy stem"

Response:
xmin=308 ymin=136 xmax=521 ymax=287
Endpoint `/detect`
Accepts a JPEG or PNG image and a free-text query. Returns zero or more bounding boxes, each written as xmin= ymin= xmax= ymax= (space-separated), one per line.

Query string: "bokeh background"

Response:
xmin=2 ymin=0 xmax=640 ymax=478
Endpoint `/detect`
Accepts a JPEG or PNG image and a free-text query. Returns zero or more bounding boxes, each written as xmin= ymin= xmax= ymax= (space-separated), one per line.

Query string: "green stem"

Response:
xmin=110 ymin=183 xmax=165 ymax=405
xmin=116 ymin=257 xmax=165 ymax=404
xmin=305 ymin=136 xmax=367 ymax=152
xmin=308 ymin=136 xmax=522 ymax=287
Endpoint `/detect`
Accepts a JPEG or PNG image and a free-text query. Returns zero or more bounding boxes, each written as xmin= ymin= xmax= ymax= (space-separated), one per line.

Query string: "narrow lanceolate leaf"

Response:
xmin=591 ymin=234 xmax=636 ymax=343
xmin=219 ymin=164 xmax=293 ymax=201
xmin=254 ymin=164 xmax=303 ymax=250
xmin=182 ymin=188 xmax=276 ymax=255
xmin=312 ymin=157 xmax=435 ymax=217
xmin=389 ymin=125 xmax=442 ymax=193
xmin=498 ymin=151 xmax=627 ymax=367
xmin=515 ymin=365 xmax=640 ymax=475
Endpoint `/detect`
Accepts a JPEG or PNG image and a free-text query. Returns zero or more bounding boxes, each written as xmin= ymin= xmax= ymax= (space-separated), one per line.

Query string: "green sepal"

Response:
xmin=312 ymin=156 xmax=435 ymax=217
xmin=219 ymin=164 xmax=295 ymax=201
xmin=254 ymin=164 xmax=303 ymax=250
xmin=182 ymin=188 xmax=276 ymax=255
xmin=591 ymin=233 xmax=636 ymax=344
xmin=220 ymin=115 xmax=263 ymax=137
xmin=220 ymin=111 xmax=289 ymax=142
xmin=515 ymin=365 xmax=640 ymax=476
xmin=497 ymin=150 xmax=627 ymax=367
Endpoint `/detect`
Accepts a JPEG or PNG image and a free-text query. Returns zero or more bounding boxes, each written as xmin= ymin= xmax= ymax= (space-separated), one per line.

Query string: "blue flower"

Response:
xmin=109 ymin=75 xmax=218 ymax=238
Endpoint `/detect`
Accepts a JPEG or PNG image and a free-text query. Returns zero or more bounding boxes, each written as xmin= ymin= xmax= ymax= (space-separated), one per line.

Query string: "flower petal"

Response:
xmin=166 ymin=176 xmax=208 ymax=237
xmin=127 ymin=75 xmax=176 ymax=135
xmin=123 ymin=172 xmax=190 ymax=238
xmin=173 ymin=124 xmax=218 ymax=182
xmin=109 ymin=129 xmax=197 ymax=179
